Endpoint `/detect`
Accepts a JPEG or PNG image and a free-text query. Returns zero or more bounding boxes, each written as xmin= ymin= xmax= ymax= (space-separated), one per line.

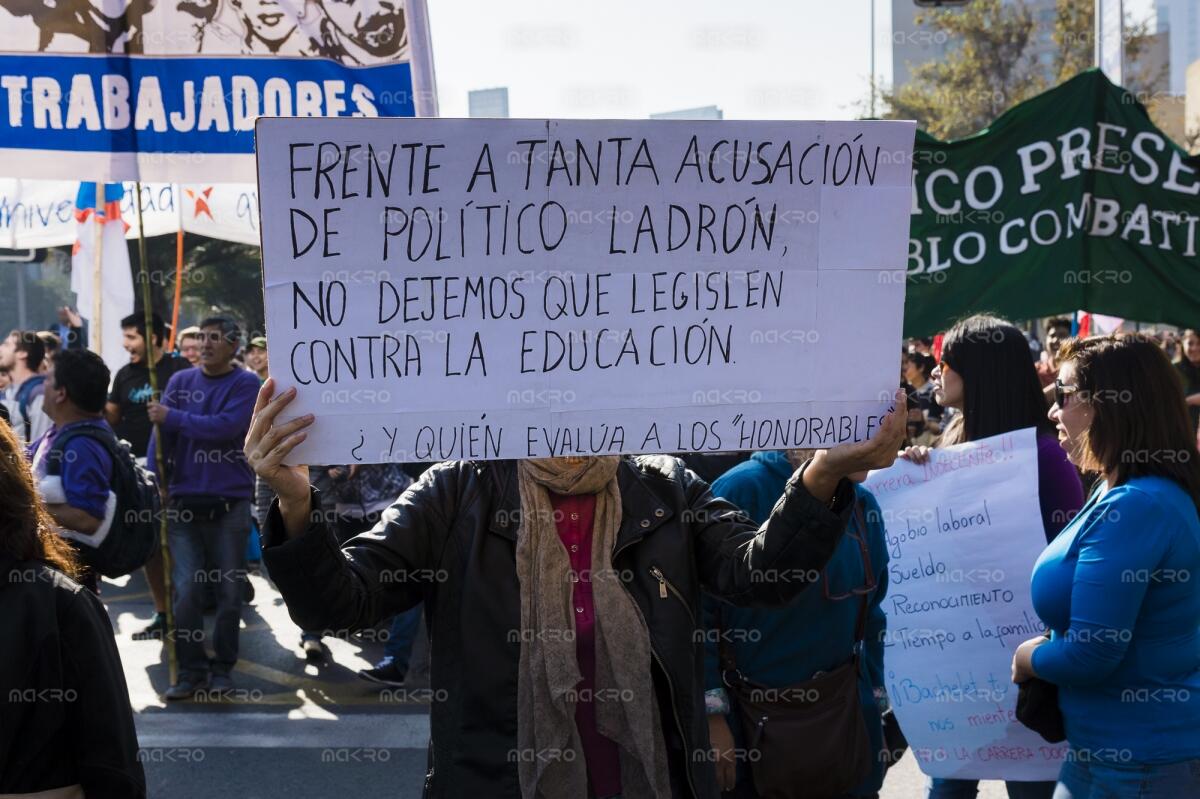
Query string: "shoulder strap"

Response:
xmin=720 ymin=501 xmax=877 ymax=682
xmin=16 ymin=375 xmax=46 ymax=441
xmin=850 ymin=501 xmax=873 ymax=646
xmin=16 ymin=374 xmax=46 ymax=405
xmin=50 ymin=423 xmax=121 ymax=475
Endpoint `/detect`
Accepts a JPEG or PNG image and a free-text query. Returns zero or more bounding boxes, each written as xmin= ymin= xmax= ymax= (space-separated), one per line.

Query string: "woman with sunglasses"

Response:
xmin=901 ymin=315 xmax=1084 ymax=799
xmin=1012 ymin=335 xmax=1200 ymax=798
xmin=703 ymin=449 xmax=890 ymax=799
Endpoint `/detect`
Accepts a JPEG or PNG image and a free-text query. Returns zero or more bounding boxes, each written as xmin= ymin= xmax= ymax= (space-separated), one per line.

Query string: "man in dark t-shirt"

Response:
xmin=104 ymin=312 xmax=190 ymax=640
xmin=105 ymin=313 xmax=191 ymax=458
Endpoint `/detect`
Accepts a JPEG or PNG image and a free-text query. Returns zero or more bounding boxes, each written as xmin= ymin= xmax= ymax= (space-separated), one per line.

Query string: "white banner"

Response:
xmin=71 ymin=202 xmax=134 ymax=371
xmin=257 ymin=117 xmax=916 ymax=463
xmin=864 ymin=428 xmax=1068 ymax=781
xmin=0 ymin=180 xmax=261 ymax=247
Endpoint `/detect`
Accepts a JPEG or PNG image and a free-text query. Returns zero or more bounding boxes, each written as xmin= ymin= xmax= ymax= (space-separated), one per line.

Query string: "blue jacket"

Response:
xmin=703 ymin=451 xmax=890 ymax=794
xmin=1032 ymin=476 xmax=1200 ymax=764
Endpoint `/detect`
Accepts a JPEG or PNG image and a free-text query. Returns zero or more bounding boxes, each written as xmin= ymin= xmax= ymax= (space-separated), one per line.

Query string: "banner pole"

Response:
xmin=90 ymin=183 xmax=104 ymax=354
xmin=135 ymin=181 xmax=178 ymax=686
xmin=168 ymin=190 xmax=184 ymax=352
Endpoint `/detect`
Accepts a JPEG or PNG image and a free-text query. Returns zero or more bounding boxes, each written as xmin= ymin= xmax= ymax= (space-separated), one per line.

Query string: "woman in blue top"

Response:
xmin=703 ymin=449 xmax=890 ymax=798
xmin=1012 ymin=334 xmax=1200 ymax=798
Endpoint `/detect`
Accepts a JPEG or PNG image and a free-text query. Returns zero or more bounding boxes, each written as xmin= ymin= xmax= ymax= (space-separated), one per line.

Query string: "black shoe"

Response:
xmin=132 ymin=613 xmax=166 ymax=641
xmin=301 ymin=635 xmax=325 ymax=663
xmin=357 ymin=658 xmax=407 ymax=687
xmin=209 ymin=673 xmax=235 ymax=692
xmin=164 ymin=675 xmax=209 ymax=701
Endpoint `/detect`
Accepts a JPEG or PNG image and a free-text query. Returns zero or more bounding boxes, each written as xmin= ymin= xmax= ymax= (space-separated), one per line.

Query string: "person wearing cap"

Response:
xmin=245 ymin=336 xmax=269 ymax=383
xmin=178 ymin=326 xmax=203 ymax=366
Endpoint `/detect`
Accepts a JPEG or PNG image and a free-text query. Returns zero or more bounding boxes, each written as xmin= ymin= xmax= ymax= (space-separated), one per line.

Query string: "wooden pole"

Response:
xmin=135 ymin=181 xmax=178 ymax=686
xmin=168 ymin=226 xmax=184 ymax=352
xmin=90 ymin=183 xmax=104 ymax=354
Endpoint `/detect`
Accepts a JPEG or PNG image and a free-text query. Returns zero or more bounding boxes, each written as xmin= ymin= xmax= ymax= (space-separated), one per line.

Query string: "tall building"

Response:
xmin=1157 ymin=0 xmax=1200 ymax=95
xmin=468 ymin=87 xmax=510 ymax=119
xmin=889 ymin=0 xmax=1057 ymax=91
xmin=650 ymin=106 xmax=724 ymax=120
xmin=1186 ymin=59 xmax=1200 ymax=152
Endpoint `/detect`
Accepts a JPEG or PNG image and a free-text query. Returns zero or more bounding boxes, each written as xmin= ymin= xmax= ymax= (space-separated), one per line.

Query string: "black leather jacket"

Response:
xmin=262 ymin=456 xmax=853 ymax=798
xmin=0 ymin=558 xmax=145 ymax=797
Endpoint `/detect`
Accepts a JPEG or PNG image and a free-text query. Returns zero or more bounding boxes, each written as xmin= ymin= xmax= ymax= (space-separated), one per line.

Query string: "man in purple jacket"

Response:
xmin=147 ymin=316 xmax=260 ymax=699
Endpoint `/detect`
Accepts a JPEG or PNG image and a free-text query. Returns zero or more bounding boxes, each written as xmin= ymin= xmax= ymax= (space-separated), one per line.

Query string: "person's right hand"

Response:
xmin=245 ymin=379 xmax=313 ymax=535
xmin=899 ymin=444 xmax=933 ymax=464
xmin=708 ymin=714 xmax=738 ymax=793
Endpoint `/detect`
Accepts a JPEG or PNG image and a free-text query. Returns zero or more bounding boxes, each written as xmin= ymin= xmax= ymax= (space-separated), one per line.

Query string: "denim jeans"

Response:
xmin=928 ymin=778 xmax=1055 ymax=799
xmin=170 ymin=499 xmax=251 ymax=681
xmin=383 ymin=604 xmax=422 ymax=669
xmin=1053 ymin=753 xmax=1200 ymax=798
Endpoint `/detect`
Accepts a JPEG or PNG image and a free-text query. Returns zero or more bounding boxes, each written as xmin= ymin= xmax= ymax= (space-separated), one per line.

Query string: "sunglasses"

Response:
xmin=1054 ymin=378 xmax=1079 ymax=409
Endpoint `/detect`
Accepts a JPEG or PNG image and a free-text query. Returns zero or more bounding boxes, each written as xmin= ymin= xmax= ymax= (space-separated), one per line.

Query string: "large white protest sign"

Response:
xmin=255 ymin=117 xmax=915 ymax=463
xmin=864 ymin=428 xmax=1068 ymax=780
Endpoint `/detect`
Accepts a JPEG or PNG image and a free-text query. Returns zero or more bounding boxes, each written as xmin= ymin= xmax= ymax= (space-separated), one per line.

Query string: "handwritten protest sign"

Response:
xmin=255 ymin=118 xmax=915 ymax=463
xmin=864 ymin=427 xmax=1068 ymax=780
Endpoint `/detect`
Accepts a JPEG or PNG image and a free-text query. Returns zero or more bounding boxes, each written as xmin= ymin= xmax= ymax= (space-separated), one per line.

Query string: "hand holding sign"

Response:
xmin=244 ymin=378 xmax=314 ymax=537
xmin=805 ymin=386 xmax=908 ymax=501
xmin=829 ymin=386 xmax=908 ymax=472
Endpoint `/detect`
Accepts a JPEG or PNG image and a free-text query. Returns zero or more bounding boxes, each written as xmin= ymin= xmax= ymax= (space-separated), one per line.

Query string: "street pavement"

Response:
xmin=104 ymin=569 xmax=1006 ymax=799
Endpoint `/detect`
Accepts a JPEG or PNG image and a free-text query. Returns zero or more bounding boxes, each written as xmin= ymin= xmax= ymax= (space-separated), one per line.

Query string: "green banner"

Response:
xmin=905 ymin=70 xmax=1200 ymax=336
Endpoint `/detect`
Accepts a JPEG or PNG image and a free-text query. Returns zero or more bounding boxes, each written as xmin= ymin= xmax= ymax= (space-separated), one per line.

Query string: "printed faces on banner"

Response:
xmin=0 ymin=0 xmax=409 ymax=64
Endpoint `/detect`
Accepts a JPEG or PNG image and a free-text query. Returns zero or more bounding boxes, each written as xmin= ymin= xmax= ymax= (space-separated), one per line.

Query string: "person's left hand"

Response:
xmin=1012 ymin=636 xmax=1046 ymax=683
xmin=147 ymin=400 xmax=169 ymax=425
xmin=821 ymin=387 xmax=908 ymax=475
xmin=65 ymin=307 xmax=83 ymax=328
xmin=802 ymin=387 xmax=908 ymax=501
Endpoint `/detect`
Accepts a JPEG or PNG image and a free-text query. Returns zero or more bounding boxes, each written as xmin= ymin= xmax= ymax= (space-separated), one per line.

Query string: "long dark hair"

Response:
xmin=0 ymin=419 xmax=80 ymax=577
xmin=939 ymin=314 xmax=1053 ymax=445
xmin=1060 ymin=335 xmax=1200 ymax=511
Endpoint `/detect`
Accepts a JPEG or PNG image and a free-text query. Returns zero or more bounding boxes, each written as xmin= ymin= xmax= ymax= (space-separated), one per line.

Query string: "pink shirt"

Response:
xmin=549 ymin=491 xmax=622 ymax=798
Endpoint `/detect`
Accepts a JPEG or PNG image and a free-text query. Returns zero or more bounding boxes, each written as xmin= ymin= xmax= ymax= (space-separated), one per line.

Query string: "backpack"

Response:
xmin=15 ymin=374 xmax=46 ymax=444
xmin=46 ymin=423 xmax=160 ymax=578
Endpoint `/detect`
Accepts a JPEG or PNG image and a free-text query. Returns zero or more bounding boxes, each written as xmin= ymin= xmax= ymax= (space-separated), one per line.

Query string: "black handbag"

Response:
xmin=1016 ymin=675 xmax=1066 ymax=743
xmin=717 ymin=504 xmax=877 ymax=799
xmin=880 ymin=707 xmax=909 ymax=770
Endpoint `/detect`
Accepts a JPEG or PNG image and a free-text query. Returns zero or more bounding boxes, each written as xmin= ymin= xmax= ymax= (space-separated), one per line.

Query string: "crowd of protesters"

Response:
xmin=1 ymin=306 xmax=1198 ymax=798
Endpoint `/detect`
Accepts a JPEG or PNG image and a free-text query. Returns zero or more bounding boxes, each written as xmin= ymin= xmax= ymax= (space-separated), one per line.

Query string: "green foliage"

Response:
xmin=883 ymin=0 xmax=1040 ymax=140
xmin=124 ymin=234 xmax=265 ymax=337
xmin=881 ymin=0 xmax=1161 ymax=141
xmin=1052 ymin=0 xmax=1093 ymax=84
xmin=175 ymin=237 xmax=265 ymax=336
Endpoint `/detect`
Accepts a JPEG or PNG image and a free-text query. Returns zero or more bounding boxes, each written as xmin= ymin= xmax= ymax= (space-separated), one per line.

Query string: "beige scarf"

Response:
xmin=515 ymin=456 xmax=671 ymax=799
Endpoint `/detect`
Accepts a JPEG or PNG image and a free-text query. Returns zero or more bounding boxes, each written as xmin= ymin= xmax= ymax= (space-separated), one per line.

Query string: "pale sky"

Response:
xmin=427 ymin=0 xmax=882 ymax=121
xmin=427 ymin=0 xmax=1158 ymax=122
